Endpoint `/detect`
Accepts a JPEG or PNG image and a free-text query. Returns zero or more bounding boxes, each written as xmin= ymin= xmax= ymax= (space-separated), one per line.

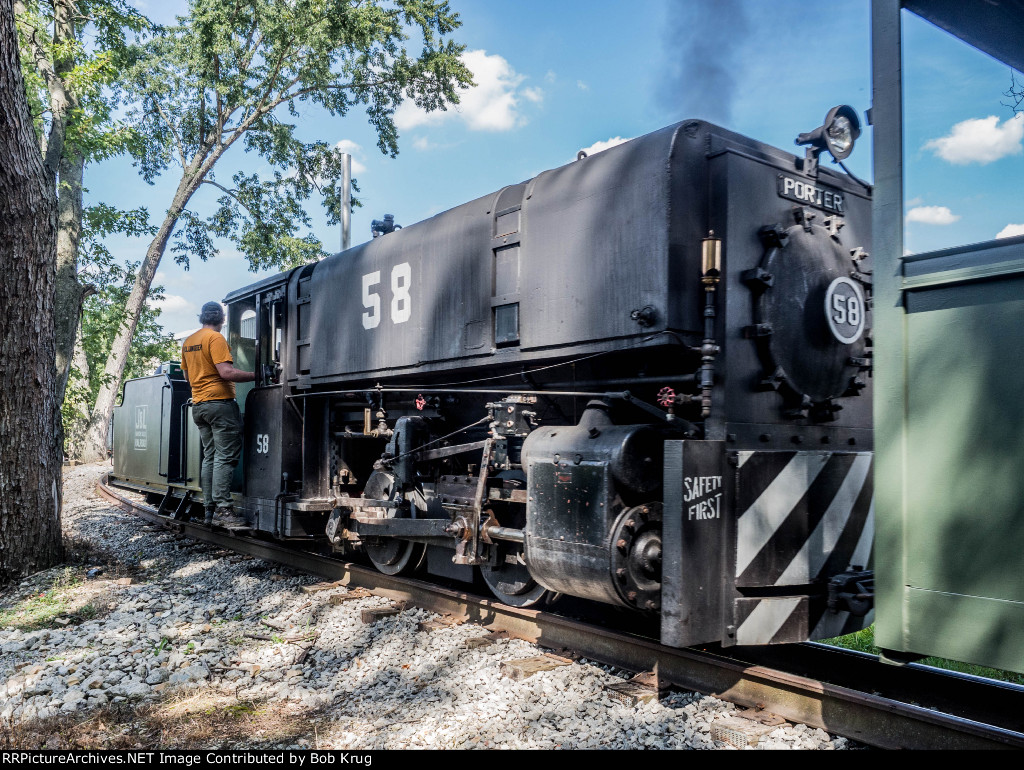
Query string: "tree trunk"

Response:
xmin=54 ymin=149 xmax=85 ymax=401
xmin=0 ymin=0 xmax=63 ymax=583
xmin=15 ymin=2 xmax=87 ymax=403
xmin=79 ymin=177 xmax=200 ymax=461
xmin=71 ymin=322 xmax=90 ymax=388
xmin=63 ymin=321 xmax=92 ymax=459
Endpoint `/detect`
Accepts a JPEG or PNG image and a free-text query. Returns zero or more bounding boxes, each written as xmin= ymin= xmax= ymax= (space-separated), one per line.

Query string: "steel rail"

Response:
xmin=97 ymin=476 xmax=1024 ymax=750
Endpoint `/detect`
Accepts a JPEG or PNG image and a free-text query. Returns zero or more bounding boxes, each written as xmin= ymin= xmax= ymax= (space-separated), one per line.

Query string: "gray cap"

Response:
xmin=199 ymin=301 xmax=225 ymax=325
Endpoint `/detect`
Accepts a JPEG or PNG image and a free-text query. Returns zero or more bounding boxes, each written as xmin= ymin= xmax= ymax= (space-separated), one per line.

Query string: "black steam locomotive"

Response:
xmin=110 ymin=113 xmax=875 ymax=649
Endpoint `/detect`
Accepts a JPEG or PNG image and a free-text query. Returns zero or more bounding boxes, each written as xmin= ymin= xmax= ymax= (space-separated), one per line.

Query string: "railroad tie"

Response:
xmin=500 ymin=653 xmax=574 ymax=681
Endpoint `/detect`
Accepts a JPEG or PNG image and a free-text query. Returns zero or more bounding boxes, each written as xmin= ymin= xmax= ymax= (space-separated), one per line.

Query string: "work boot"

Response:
xmin=203 ymin=506 xmax=216 ymax=526
xmin=212 ymin=505 xmax=247 ymax=528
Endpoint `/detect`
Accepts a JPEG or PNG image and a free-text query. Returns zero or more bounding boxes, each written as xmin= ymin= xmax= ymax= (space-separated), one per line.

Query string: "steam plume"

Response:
xmin=660 ymin=0 xmax=751 ymax=126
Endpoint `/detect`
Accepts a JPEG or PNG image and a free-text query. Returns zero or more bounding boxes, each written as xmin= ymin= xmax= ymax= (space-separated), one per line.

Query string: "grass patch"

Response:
xmin=0 ymin=569 xmax=82 ymax=630
xmin=224 ymin=703 xmax=257 ymax=718
xmin=822 ymin=624 xmax=1024 ymax=685
xmin=0 ymin=693 xmax=313 ymax=749
xmin=0 ymin=566 xmax=113 ymax=631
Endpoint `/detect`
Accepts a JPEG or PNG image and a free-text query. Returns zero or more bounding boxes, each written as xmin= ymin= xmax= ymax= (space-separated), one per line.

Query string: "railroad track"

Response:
xmin=97 ymin=476 xmax=1024 ymax=750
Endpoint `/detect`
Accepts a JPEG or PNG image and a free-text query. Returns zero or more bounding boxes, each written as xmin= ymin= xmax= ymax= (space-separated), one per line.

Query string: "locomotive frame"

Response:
xmin=111 ymin=117 xmax=876 ymax=650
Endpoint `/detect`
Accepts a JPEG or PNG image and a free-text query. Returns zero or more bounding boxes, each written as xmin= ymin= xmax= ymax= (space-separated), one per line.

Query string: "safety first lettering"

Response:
xmin=684 ymin=475 xmax=722 ymax=521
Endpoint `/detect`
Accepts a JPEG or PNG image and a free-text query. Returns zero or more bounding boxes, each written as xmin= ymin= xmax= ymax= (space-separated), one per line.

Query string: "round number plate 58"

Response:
xmin=824 ymin=276 xmax=865 ymax=344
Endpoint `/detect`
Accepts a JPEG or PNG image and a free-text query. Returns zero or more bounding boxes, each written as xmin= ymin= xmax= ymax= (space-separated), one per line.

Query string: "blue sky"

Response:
xmin=902 ymin=13 xmax=1024 ymax=253
xmin=84 ymin=2 xmax=1022 ymax=335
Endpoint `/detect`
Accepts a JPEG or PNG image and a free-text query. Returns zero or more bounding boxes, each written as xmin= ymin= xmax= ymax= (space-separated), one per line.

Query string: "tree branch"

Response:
xmin=252 ymin=34 xmax=297 ymax=118
xmin=213 ymin=53 xmax=223 ymax=133
xmin=198 ymin=84 xmax=207 ymax=147
xmin=233 ymin=9 xmax=337 ymax=129
xmin=201 ymin=177 xmax=260 ymax=220
xmin=14 ymin=1 xmax=68 ymax=180
xmin=150 ymin=98 xmax=187 ymax=169
xmin=275 ymin=74 xmax=429 ymax=108
xmin=240 ymin=28 xmax=264 ymax=72
xmin=216 ymin=104 xmax=239 ymax=149
xmin=1003 ymin=70 xmax=1024 ymax=115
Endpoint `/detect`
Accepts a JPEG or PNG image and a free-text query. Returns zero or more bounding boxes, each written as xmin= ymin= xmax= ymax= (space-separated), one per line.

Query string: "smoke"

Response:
xmin=659 ymin=0 xmax=752 ymax=126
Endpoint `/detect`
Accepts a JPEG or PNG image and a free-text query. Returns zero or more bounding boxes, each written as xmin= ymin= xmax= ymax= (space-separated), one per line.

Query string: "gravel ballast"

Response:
xmin=0 ymin=463 xmax=855 ymax=750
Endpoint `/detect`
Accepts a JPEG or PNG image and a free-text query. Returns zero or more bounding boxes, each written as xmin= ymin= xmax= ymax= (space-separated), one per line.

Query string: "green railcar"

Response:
xmin=109 ymin=362 xmax=247 ymax=515
xmin=872 ymin=0 xmax=1024 ymax=674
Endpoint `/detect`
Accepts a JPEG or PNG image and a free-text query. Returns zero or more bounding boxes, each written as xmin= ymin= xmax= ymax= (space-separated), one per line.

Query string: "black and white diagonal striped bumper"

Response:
xmin=661 ymin=441 xmax=874 ymax=648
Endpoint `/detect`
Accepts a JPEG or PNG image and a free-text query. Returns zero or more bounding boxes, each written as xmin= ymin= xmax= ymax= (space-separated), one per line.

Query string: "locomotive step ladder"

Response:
xmin=155 ymin=487 xmax=194 ymax=521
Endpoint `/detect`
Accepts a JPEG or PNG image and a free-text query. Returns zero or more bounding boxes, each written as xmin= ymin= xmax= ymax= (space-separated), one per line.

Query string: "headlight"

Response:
xmin=828 ymin=115 xmax=855 ymax=156
xmin=796 ymin=105 xmax=862 ymax=162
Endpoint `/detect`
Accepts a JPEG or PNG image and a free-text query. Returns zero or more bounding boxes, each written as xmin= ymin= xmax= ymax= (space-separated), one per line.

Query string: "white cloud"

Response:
xmin=544 ymin=70 xmax=556 ymax=84
xmin=577 ymin=80 xmax=589 ymax=91
xmin=522 ymin=87 xmax=544 ymax=104
xmin=906 ymin=205 xmax=960 ymax=225
xmin=334 ymin=140 xmax=367 ymax=174
xmin=151 ymin=270 xmax=196 ymax=293
xmin=576 ymin=136 xmax=632 ymax=159
xmin=215 ymin=249 xmax=246 ymax=263
xmin=411 ymin=136 xmax=460 ymax=152
xmin=150 ymin=294 xmax=195 ymax=314
xmin=395 ymin=50 xmax=538 ymax=133
xmin=997 ymin=223 xmax=1024 ymax=239
xmin=923 ymin=113 xmax=1024 ymax=165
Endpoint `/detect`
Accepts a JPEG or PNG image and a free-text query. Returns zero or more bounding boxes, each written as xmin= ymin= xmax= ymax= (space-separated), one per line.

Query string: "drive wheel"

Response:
xmin=481 ymin=544 xmax=547 ymax=607
xmin=480 ymin=470 xmax=545 ymax=606
xmin=363 ymin=470 xmax=425 ymax=576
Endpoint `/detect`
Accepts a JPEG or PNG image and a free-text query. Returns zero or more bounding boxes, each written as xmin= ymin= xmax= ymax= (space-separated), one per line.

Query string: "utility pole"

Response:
xmin=341 ymin=153 xmax=351 ymax=251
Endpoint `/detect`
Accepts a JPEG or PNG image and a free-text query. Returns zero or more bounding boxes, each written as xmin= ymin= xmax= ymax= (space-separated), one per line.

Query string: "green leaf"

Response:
xmin=121 ymin=0 xmax=471 ymax=272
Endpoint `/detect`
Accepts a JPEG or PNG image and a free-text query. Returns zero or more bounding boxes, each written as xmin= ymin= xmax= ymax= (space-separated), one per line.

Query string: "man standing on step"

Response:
xmin=181 ymin=301 xmax=255 ymax=527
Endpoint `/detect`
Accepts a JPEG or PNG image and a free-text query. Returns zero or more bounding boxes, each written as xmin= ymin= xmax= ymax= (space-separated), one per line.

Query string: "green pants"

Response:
xmin=192 ymin=399 xmax=243 ymax=508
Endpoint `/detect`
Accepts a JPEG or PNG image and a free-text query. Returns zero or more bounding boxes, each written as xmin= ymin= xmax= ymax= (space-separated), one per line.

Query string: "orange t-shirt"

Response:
xmin=181 ymin=328 xmax=235 ymax=403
